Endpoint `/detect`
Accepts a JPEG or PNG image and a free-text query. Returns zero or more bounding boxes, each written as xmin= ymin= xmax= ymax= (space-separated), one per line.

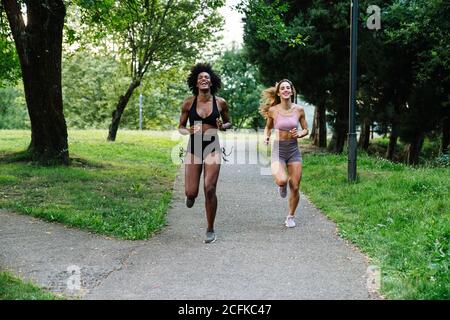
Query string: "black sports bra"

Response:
xmin=188 ymin=95 xmax=220 ymax=127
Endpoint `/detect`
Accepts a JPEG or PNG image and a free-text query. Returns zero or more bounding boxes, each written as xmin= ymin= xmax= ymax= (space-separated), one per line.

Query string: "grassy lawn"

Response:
xmin=1 ymin=130 xmax=448 ymax=299
xmin=301 ymin=151 xmax=449 ymax=299
xmin=0 ymin=129 xmax=180 ymax=240
xmin=0 ymin=271 xmax=61 ymax=300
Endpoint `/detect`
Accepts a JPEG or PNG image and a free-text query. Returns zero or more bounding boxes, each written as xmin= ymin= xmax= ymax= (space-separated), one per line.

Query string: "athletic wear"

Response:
xmin=272 ymin=139 xmax=302 ymax=164
xmin=204 ymin=230 xmax=216 ymax=243
xmin=271 ymin=110 xmax=302 ymax=164
xmin=187 ymin=96 xmax=221 ymax=161
xmin=185 ymin=197 xmax=195 ymax=208
xmin=274 ymin=110 xmax=298 ymax=131
xmin=188 ymin=95 xmax=221 ymax=127
xmin=278 ymin=184 xmax=287 ymax=198
xmin=285 ymin=216 xmax=296 ymax=228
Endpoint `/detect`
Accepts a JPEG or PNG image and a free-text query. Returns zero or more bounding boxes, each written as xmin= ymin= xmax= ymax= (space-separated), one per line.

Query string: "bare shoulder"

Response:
xmin=182 ymin=96 xmax=195 ymax=111
xmin=294 ymin=104 xmax=305 ymax=115
xmin=215 ymin=96 xmax=228 ymax=108
xmin=268 ymin=105 xmax=278 ymax=117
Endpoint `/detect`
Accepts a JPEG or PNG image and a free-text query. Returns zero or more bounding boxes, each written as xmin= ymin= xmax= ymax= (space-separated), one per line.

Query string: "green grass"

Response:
xmin=0 ymin=271 xmax=61 ymax=300
xmin=0 ymin=129 xmax=180 ymax=240
xmin=301 ymin=151 xmax=449 ymax=299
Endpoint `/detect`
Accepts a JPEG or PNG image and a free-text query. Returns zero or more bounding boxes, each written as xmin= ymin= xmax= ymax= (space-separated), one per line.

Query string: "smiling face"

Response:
xmin=197 ymin=72 xmax=212 ymax=92
xmin=277 ymin=81 xmax=293 ymax=100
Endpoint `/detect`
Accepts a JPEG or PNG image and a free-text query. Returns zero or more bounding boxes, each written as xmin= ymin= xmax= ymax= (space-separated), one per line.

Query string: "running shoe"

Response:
xmin=185 ymin=197 xmax=195 ymax=208
xmin=278 ymin=185 xmax=287 ymax=198
xmin=204 ymin=230 xmax=216 ymax=243
xmin=285 ymin=215 xmax=296 ymax=228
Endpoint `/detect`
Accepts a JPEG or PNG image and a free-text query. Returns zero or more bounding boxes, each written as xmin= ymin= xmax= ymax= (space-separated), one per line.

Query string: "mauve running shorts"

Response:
xmin=271 ymin=139 xmax=302 ymax=164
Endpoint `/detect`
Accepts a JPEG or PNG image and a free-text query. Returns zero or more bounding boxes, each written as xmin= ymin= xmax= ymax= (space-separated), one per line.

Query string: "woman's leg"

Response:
xmin=184 ymin=152 xmax=202 ymax=206
xmin=287 ymin=162 xmax=302 ymax=216
xmin=203 ymin=151 xmax=221 ymax=232
xmin=271 ymin=161 xmax=288 ymax=187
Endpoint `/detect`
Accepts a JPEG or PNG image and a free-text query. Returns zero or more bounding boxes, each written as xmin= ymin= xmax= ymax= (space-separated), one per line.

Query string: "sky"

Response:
xmin=218 ymin=0 xmax=244 ymax=48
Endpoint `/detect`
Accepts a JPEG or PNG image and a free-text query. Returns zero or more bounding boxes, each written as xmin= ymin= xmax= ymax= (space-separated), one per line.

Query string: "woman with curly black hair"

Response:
xmin=178 ymin=63 xmax=232 ymax=243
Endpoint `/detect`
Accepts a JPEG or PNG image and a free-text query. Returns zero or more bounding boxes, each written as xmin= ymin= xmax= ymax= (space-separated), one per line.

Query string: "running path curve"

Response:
xmin=0 ymin=157 xmax=378 ymax=299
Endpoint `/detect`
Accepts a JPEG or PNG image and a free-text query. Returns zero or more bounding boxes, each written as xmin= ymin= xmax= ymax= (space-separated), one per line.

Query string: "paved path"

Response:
xmin=0 ymin=156 xmax=377 ymax=299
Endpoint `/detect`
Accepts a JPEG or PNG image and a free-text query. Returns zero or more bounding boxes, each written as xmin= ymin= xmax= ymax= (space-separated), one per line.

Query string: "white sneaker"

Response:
xmin=285 ymin=216 xmax=296 ymax=228
xmin=278 ymin=185 xmax=287 ymax=198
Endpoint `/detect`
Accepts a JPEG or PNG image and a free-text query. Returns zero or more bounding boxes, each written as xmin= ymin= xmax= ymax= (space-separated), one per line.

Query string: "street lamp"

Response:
xmin=348 ymin=0 xmax=358 ymax=182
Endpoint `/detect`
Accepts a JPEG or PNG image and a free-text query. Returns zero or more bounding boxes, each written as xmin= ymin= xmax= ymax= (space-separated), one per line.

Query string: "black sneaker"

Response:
xmin=185 ymin=197 xmax=195 ymax=208
xmin=204 ymin=231 xmax=216 ymax=244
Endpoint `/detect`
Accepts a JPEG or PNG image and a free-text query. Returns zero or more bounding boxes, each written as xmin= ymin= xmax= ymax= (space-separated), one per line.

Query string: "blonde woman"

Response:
xmin=261 ymin=79 xmax=308 ymax=227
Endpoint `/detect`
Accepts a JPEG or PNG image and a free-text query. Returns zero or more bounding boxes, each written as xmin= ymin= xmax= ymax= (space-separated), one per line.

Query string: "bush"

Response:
xmin=0 ymin=86 xmax=29 ymax=129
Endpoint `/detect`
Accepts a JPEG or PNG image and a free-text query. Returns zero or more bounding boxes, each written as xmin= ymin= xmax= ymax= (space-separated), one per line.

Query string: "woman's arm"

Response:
xmin=216 ymin=97 xmax=232 ymax=130
xmin=297 ymin=107 xmax=309 ymax=138
xmin=263 ymin=109 xmax=274 ymax=144
xmin=178 ymin=97 xmax=195 ymax=135
xmin=289 ymin=107 xmax=309 ymax=139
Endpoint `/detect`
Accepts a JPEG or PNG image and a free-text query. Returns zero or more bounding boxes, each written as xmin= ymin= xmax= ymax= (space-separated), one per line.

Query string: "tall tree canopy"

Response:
xmin=75 ymin=0 xmax=225 ymax=141
xmin=216 ymin=47 xmax=264 ymax=129
xmin=241 ymin=0 xmax=450 ymax=163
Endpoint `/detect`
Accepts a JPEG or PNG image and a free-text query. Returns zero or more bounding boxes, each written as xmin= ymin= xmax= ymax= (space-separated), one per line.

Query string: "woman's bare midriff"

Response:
xmin=275 ymin=129 xmax=296 ymax=141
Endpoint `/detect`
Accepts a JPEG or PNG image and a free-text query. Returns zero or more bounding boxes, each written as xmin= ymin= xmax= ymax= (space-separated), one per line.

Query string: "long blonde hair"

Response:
xmin=259 ymin=79 xmax=297 ymax=119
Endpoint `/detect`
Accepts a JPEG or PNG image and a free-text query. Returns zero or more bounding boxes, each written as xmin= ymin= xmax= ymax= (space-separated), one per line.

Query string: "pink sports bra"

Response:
xmin=274 ymin=111 xmax=299 ymax=131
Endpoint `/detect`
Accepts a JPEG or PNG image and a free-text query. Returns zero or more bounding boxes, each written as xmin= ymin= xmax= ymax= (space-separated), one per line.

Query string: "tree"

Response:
xmin=62 ymin=50 xmax=131 ymax=129
xmin=216 ymin=47 xmax=264 ymax=129
xmin=384 ymin=0 xmax=450 ymax=164
xmin=1 ymin=0 xmax=69 ymax=165
xmin=76 ymin=0 xmax=224 ymax=141
xmin=242 ymin=0 xmax=350 ymax=151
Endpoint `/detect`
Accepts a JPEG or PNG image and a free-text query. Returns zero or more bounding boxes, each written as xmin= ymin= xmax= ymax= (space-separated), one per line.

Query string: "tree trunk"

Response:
xmin=327 ymin=107 xmax=347 ymax=153
xmin=310 ymin=104 xmax=327 ymax=148
xmin=2 ymin=0 xmax=69 ymax=165
xmin=406 ymin=133 xmax=424 ymax=165
xmin=310 ymin=106 xmax=318 ymax=144
xmin=358 ymin=118 xmax=371 ymax=150
xmin=386 ymin=121 xmax=398 ymax=161
xmin=441 ymin=116 xmax=449 ymax=155
xmin=318 ymin=103 xmax=327 ymax=148
xmin=107 ymin=79 xmax=141 ymax=141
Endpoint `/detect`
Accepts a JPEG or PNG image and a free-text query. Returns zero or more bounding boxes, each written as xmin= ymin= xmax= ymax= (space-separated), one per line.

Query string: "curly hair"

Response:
xmin=187 ymin=63 xmax=222 ymax=95
xmin=259 ymin=79 xmax=297 ymax=119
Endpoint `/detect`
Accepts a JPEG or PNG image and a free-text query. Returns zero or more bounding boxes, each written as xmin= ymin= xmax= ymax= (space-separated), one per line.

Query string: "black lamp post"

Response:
xmin=348 ymin=0 xmax=358 ymax=182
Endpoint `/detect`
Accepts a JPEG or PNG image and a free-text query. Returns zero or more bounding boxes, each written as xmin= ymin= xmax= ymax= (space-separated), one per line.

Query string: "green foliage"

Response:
xmin=243 ymin=0 xmax=449 ymax=158
xmin=380 ymin=0 xmax=449 ymax=147
xmin=216 ymin=47 xmax=265 ymax=129
xmin=236 ymin=0 xmax=305 ymax=47
xmin=301 ymin=151 xmax=450 ymax=299
xmin=0 ymin=86 xmax=29 ymax=129
xmin=0 ymin=11 xmax=21 ymax=87
xmin=62 ymin=51 xmax=131 ymax=129
xmin=70 ymin=0 xmax=225 ymax=137
xmin=73 ymin=0 xmax=225 ymax=78
xmin=61 ymin=50 xmax=189 ymax=129
xmin=243 ymin=0 xmax=350 ymax=149
xmin=0 ymin=130 xmax=180 ymax=240
xmin=121 ymin=67 xmax=190 ymax=130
